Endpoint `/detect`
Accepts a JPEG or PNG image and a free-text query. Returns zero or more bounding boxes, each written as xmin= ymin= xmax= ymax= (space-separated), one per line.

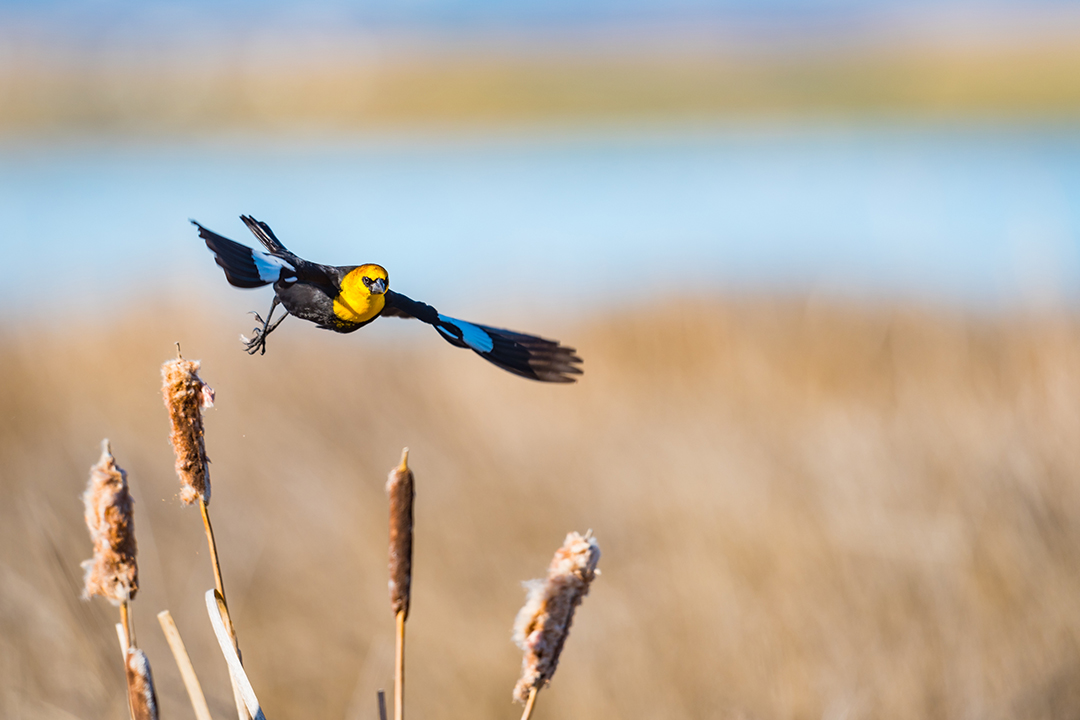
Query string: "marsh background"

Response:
xmin=4 ymin=2 xmax=1080 ymax=718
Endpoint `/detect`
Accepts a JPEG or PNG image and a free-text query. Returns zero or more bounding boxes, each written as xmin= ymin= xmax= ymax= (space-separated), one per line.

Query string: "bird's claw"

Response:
xmin=240 ymin=300 xmax=282 ymax=356
xmin=241 ymin=326 xmax=269 ymax=355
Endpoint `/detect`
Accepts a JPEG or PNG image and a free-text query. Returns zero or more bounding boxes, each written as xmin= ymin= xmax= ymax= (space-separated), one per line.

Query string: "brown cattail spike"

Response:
xmin=125 ymin=647 xmax=160 ymax=720
xmin=161 ymin=358 xmax=215 ymax=506
xmin=81 ymin=440 xmax=138 ymax=605
xmin=387 ymin=447 xmax=414 ymax=619
xmin=512 ymin=530 xmax=601 ymax=704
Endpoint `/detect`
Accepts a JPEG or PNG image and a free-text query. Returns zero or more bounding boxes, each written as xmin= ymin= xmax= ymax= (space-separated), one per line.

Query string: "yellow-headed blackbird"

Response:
xmin=192 ymin=216 xmax=583 ymax=383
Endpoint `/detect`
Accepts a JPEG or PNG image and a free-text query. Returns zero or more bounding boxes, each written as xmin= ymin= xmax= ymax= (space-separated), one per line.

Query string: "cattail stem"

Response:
xmin=198 ymin=496 xmax=238 ymax=644
xmin=119 ymin=600 xmax=133 ymax=650
xmin=394 ymin=610 xmax=406 ymax=720
xmin=199 ymin=498 xmax=228 ymax=609
xmin=157 ymin=610 xmax=212 ymax=720
xmin=520 ymin=687 xmax=539 ymax=720
xmin=199 ymin=497 xmax=249 ymax=720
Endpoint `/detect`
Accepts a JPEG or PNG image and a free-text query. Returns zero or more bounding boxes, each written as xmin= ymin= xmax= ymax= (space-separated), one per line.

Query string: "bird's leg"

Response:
xmin=242 ymin=297 xmax=286 ymax=355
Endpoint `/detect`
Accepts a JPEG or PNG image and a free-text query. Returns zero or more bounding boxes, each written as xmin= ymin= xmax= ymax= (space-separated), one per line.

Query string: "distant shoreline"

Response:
xmin=4 ymin=39 xmax=1080 ymax=136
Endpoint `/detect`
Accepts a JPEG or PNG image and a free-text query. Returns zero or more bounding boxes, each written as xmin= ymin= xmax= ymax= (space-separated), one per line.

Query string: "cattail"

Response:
xmin=81 ymin=440 xmax=138 ymax=605
xmin=125 ymin=647 xmax=160 ymax=720
xmin=386 ymin=448 xmax=414 ymax=720
xmin=161 ymin=357 xmax=215 ymax=506
xmin=163 ymin=353 xmax=247 ymax=720
xmin=512 ymin=530 xmax=600 ymax=706
xmin=386 ymin=448 xmax=414 ymax=619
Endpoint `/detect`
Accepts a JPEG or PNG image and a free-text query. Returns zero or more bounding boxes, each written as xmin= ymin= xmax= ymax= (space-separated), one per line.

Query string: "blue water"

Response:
xmin=3 ymin=122 xmax=1080 ymax=322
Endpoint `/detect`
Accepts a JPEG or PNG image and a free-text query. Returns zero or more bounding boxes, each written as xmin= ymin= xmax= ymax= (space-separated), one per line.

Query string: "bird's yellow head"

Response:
xmin=354 ymin=264 xmax=388 ymax=296
xmin=334 ymin=264 xmax=389 ymax=324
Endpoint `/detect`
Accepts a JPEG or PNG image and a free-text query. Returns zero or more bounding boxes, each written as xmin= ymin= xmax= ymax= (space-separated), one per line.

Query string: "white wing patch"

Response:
xmin=438 ymin=314 xmax=494 ymax=354
xmin=252 ymin=252 xmax=294 ymax=282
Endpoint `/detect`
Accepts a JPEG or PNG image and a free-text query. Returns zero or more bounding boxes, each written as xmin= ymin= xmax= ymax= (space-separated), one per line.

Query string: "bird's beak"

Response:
xmin=371 ymin=278 xmax=387 ymax=295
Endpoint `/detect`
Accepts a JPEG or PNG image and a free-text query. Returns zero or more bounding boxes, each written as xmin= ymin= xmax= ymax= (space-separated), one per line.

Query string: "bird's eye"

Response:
xmin=362 ymin=276 xmax=372 ymax=287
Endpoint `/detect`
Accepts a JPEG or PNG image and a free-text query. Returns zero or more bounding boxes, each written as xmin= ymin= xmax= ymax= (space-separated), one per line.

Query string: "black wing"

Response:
xmin=195 ymin=217 xmax=346 ymax=291
xmin=192 ymin=220 xmax=297 ymax=288
xmin=383 ymin=290 xmax=583 ymax=383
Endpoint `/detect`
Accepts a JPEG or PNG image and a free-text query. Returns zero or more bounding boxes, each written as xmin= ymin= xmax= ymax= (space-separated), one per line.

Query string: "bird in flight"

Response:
xmin=192 ymin=216 xmax=583 ymax=383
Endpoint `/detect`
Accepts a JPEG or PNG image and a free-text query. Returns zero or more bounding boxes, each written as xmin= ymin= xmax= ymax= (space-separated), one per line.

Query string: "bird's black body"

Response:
xmin=193 ymin=216 xmax=583 ymax=383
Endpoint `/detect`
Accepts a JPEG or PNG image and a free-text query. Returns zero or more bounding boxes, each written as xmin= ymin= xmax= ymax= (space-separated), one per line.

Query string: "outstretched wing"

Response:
xmin=192 ymin=220 xmax=296 ymax=288
xmin=383 ymin=290 xmax=583 ymax=383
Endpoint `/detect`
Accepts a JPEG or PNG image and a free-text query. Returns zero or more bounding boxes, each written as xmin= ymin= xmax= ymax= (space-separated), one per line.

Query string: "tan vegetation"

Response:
xmin=5 ymin=38 xmax=1080 ymax=135
xmin=3 ymin=297 xmax=1080 ymax=718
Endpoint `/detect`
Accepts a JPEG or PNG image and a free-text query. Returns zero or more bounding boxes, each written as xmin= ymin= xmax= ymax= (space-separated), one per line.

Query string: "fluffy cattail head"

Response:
xmin=125 ymin=647 xmax=160 ymax=720
xmin=512 ymin=530 xmax=600 ymax=704
xmin=81 ymin=440 xmax=139 ymax=605
xmin=161 ymin=357 xmax=214 ymax=506
xmin=386 ymin=448 xmax=414 ymax=619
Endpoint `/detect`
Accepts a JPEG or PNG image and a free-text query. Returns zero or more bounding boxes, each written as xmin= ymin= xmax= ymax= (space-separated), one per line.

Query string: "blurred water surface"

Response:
xmin=3 ymin=121 xmax=1080 ymax=320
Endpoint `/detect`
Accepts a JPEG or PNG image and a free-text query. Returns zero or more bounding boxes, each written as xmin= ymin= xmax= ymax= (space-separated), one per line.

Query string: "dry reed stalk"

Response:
xmin=161 ymin=354 xmax=249 ymax=720
xmin=512 ymin=530 xmax=601 ymax=712
xmin=116 ymin=623 xmax=129 ymax=657
xmin=377 ymin=689 xmax=388 ymax=720
xmin=157 ymin=610 xmax=213 ymax=720
xmin=202 ymin=499 xmax=250 ymax=720
xmin=206 ymin=589 xmax=267 ymax=720
xmin=125 ymin=647 xmax=160 ymax=720
xmin=386 ymin=448 xmax=414 ymax=720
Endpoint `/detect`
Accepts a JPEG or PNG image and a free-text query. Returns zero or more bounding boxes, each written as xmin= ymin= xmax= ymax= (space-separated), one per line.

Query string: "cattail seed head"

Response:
xmin=125 ymin=647 xmax=160 ymax=720
xmin=161 ymin=357 xmax=214 ymax=506
xmin=81 ymin=440 xmax=138 ymax=605
xmin=386 ymin=448 xmax=414 ymax=619
xmin=512 ymin=530 xmax=600 ymax=704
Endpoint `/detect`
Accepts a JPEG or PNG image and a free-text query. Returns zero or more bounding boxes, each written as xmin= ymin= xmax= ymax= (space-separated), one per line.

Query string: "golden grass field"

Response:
xmin=5 ymin=38 xmax=1080 ymax=135
xmin=3 ymin=297 xmax=1080 ymax=719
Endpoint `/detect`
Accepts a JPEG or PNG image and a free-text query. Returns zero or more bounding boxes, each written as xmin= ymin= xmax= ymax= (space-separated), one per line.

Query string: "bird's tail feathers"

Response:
xmin=434 ymin=315 xmax=583 ymax=383
xmin=240 ymin=215 xmax=291 ymax=255
xmin=192 ymin=220 xmax=295 ymax=289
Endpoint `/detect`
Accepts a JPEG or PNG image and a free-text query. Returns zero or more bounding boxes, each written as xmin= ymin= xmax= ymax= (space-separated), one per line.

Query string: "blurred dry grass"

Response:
xmin=6 ymin=39 xmax=1080 ymax=134
xmin=3 ymin=297 xmax=1080 ymax=719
